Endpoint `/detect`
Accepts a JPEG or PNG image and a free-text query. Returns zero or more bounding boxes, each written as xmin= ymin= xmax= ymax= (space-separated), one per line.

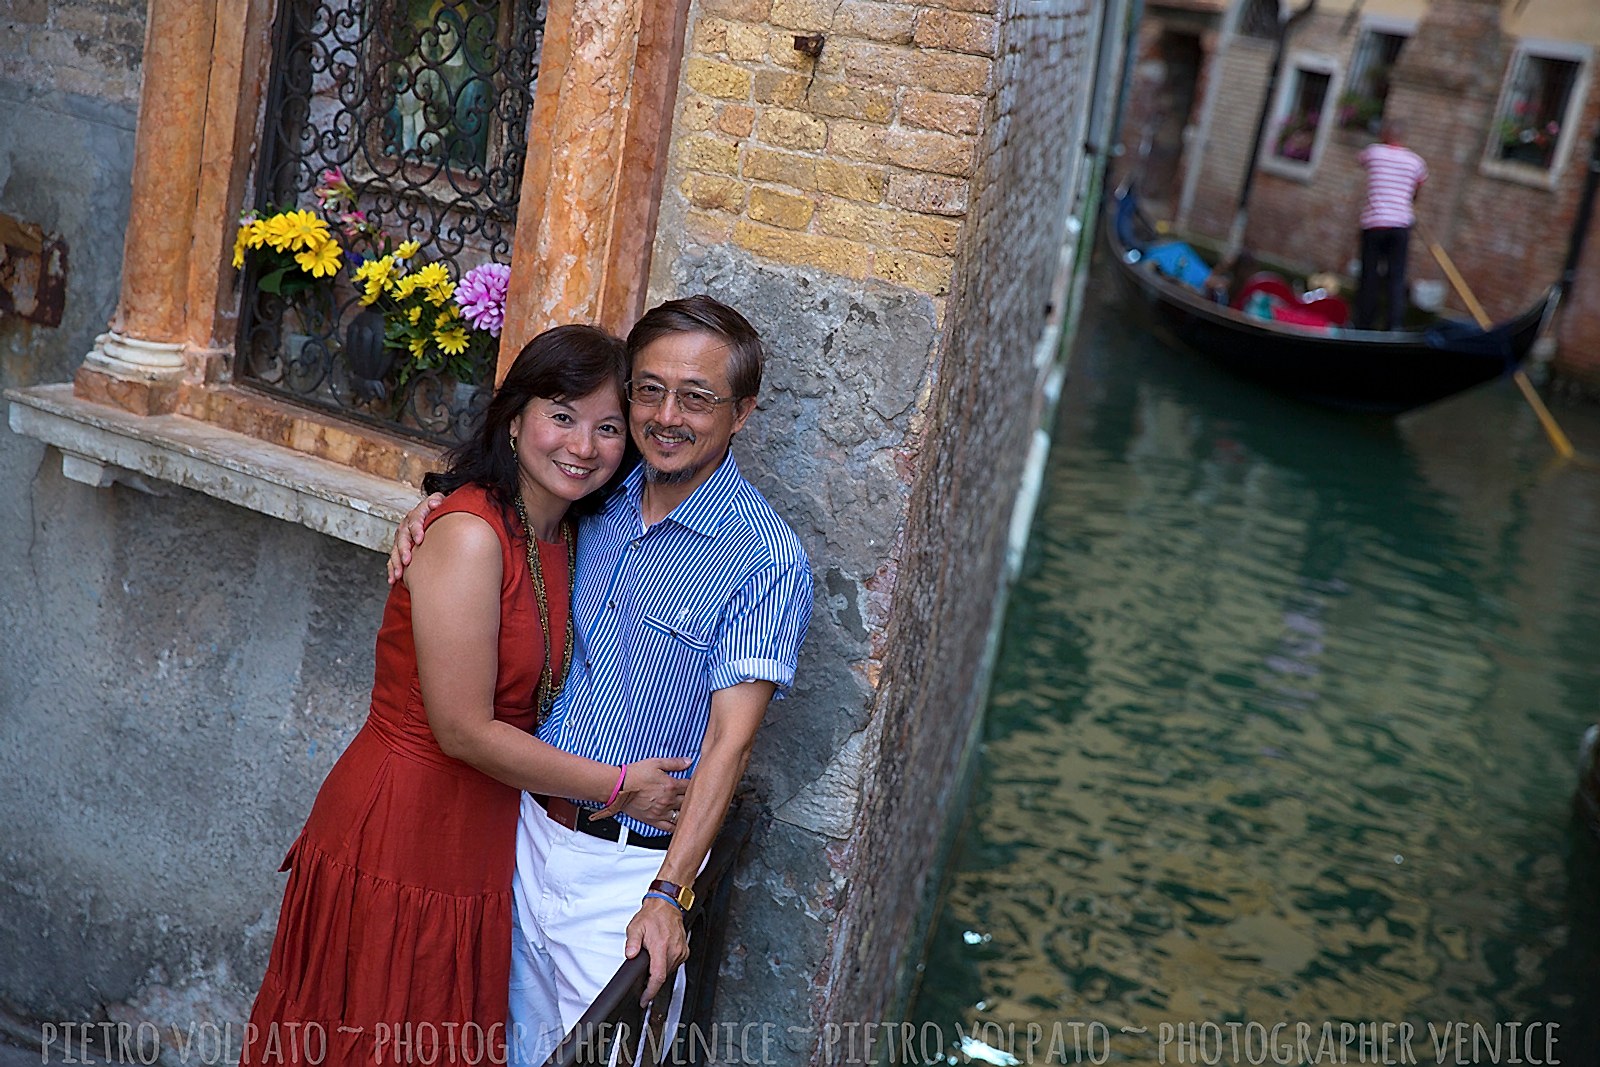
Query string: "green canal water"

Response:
xmin=910 ymin=287 xmax=1600 ymax=1066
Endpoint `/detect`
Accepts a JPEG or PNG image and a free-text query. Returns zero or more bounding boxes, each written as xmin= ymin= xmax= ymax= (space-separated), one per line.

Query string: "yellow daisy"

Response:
xmin=408 ymin=335 xmax=430 ymax=358
xmin=262 ymin=214 xmax=297 ymax=252
xmin=394 ymin=240 xmax=422 ymax=261
xmin=294 ymin=236 xmax=342 ymax=278
xmin=435 ymin=325 xmax=470 ymax=356
xmin=281 ymin=209 xmax=331 ymax=251
xmin=353 ymin=255 xmax=396 ymax=305
xmin=407 ymin=306 xmax=422 ymax=325
xmin=231 ymin=225 xmax=252 ymax=269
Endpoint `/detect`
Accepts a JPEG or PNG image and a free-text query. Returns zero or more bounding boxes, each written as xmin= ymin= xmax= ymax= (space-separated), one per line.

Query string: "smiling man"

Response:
xmin=392 ymin=296 xmax=813 ymax=1064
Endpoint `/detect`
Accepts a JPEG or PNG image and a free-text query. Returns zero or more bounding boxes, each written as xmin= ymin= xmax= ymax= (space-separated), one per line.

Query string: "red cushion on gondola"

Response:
xmin=1269 ymin=303 xmax=1334 ymax=330
xmin=1233 ymin=273 xmax=1298 ymax=310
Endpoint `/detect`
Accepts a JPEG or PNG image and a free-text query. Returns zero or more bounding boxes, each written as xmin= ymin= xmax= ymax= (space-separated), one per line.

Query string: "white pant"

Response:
xmin=508 ymin=794 xmax=688 ymax=1067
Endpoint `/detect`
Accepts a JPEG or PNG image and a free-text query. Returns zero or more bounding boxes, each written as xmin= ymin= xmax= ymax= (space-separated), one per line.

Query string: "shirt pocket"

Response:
xmin=640 ymin=613 xmax=714 ymax=653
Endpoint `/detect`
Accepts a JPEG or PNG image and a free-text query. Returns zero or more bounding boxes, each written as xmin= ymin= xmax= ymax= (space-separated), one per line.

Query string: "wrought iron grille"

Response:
xmin=236 ymin=0 xmax=546 ymax=444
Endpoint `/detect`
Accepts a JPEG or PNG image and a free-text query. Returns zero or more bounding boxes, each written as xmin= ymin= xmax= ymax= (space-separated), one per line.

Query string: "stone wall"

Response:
xmin=0 ymin=0 xmax=145 ymax=106
xmin=646 ymin=0 xmax=1106 ymax=1047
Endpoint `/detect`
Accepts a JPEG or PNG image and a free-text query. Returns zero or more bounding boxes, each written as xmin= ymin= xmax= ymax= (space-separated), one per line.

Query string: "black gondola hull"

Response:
xmin=1104 ymin=193 xmax=1553 ymax=414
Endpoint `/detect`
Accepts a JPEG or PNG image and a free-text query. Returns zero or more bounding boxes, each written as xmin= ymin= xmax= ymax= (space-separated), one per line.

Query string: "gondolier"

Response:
xmin=1356 ymin=122 xmax=1429 ymax=331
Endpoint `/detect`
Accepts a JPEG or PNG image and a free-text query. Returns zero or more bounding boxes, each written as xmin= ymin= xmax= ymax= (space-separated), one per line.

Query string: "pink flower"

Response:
xmin=315 ymin=167 xmax=355 ymax=210
xmin=455 ymin=262 xmax=512 ymax=337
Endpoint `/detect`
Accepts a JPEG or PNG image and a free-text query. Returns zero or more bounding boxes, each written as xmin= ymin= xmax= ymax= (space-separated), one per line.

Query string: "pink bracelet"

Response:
xmin=606 ymin=764 xmax=628 ymax=807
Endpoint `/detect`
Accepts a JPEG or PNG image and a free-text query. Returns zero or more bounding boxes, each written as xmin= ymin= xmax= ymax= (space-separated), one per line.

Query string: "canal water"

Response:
xmin=910 ymin=284 xmax=1600 ymax=1066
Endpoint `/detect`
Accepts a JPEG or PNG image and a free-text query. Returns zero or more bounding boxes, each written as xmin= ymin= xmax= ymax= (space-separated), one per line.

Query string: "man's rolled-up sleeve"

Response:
xmin=708 ymin=556 xmax=813 ymax=698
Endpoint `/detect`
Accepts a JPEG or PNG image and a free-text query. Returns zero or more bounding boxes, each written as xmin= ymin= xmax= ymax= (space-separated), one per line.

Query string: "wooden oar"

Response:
xmin=1417 ymin=221 xmax=1577 ymax=460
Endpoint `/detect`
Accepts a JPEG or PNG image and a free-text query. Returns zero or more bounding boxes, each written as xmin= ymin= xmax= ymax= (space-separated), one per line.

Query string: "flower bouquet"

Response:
xmin=232 ymin=168 xmax=511 ymax=398
xmin=1497 ymin=103 xmax=1560 ymax=166
xmin=352 ymin=252 xmax=509 ymax=387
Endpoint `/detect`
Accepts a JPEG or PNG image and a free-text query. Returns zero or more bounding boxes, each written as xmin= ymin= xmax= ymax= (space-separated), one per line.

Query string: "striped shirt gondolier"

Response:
xmin=1358 ymin=143 xmax=1428 ymax=230
xmin=537 ymin=452 xmax=813 ymax=837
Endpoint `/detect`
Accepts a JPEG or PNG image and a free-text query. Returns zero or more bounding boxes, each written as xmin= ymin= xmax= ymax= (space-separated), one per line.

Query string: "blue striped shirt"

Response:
xmin=537 ymin=452 xmax=813 ymax=834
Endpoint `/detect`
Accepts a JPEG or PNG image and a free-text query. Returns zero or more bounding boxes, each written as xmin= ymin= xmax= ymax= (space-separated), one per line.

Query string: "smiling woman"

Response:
xmin=242 ymin=325 xmax=690 ymax=1067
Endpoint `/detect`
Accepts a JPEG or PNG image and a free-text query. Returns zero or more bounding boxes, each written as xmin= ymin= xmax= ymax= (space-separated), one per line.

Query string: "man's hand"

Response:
xmin=625 ymin=897 xmax=690 ymax=1005
xmin=388 ymin=492 xmax=446 ymax=584
xmin=590 ymin=758 xmax=692 ymax=830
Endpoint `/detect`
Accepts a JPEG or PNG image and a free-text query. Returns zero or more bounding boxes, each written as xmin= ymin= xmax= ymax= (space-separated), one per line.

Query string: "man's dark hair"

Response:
xmin=423 ymin=324 xmax=633 ymax=520
xmin=626 ymin=295 xmax=764 ymax=399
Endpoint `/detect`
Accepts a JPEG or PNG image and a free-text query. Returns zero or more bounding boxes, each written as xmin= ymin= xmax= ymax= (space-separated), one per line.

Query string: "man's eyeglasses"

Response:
xmin=625 ymin=380 xmax=736 ymax=415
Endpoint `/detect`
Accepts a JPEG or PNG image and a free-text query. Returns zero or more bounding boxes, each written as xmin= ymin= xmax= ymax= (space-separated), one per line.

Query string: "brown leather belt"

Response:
xmin=533 ymin=794 xmax=672 ymax=850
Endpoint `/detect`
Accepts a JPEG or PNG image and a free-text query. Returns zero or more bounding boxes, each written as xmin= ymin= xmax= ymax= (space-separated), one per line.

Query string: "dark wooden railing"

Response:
xmin=541 ymin=809 xmax=752 ymax=1067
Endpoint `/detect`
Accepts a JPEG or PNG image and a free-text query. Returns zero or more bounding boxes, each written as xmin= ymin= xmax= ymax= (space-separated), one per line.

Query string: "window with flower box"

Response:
xmin=1338 ymin=24 xmax=1409 ymax=134
xmin=6 ymin=0 xmax=685 ymax=552
xmin=235 ymin=0 xmax=547 ymax=446
xmin=1484 ymin=42 xmax=1590 ymax=183
xmin=1261 ymin=54 xmax=1339 ymax=179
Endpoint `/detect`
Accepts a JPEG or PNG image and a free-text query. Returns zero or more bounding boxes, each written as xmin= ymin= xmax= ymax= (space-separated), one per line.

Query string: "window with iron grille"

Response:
xmin=1491 ymin=49 xmax=1583 ymax=173
xmin=1339 ymin=29 xmax=1405 ymax=133
xmin=235 ymin=0 xmax=547 ymax=444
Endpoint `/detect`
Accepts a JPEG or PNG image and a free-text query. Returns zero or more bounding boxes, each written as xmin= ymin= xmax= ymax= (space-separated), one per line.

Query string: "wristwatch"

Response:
xmin=647 ymin=878 xmax=695 ymax=913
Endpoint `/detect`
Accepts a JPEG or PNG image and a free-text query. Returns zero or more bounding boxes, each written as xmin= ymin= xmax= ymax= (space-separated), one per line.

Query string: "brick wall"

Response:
xmin=815 ymin=0 xmax=1101 ymax=1029
xmin=665 ymin=0 xmax=1001 ymax=307
xmin=647 ymin=0 xmax=1108 ymax=1046
xmin=1181 ymin=36 xmax=1272 ymax=236
xmin=0 ymin=0 xmax=145 ymax=106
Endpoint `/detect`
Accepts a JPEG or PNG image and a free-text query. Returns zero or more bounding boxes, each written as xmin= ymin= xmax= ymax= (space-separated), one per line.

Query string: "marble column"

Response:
xmin=499 ymin=0 xmax=688 ymax=378
xmin=76 ymin=0 xmax=219 ymax=414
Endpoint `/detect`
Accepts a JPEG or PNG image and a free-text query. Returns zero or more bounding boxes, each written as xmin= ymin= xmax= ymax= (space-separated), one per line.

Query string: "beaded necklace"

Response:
xmin=513 ymin=494 xmax=577 ymax=723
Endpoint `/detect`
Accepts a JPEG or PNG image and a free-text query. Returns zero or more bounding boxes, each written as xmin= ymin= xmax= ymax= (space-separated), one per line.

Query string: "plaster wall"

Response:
xmin=0 ymin=65 xmax=386 ymax=1031
xmin=0 ymin=0 xmax=388 ymax=1035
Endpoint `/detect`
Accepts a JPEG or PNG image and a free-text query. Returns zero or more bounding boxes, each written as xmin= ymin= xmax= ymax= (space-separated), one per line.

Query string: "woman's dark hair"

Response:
xmin=423 ymin=324 xmax=633 ymax=524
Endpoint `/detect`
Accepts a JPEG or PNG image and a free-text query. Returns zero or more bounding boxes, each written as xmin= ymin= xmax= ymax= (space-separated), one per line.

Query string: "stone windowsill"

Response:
xmin=1478 ymin=156 xmax=1562 ymax=191
xmin=6 ymin=383 xmax=422 ymax=552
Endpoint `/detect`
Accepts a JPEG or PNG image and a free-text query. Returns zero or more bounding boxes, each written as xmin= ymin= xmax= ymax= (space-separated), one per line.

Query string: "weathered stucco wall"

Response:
xmin=0 ymin=4 xmax=383 ymax=1039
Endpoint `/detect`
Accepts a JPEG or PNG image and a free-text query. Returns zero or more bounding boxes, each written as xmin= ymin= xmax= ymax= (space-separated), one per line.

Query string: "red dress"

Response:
xmin=244 ymin=484 xmax=569 ymax=1067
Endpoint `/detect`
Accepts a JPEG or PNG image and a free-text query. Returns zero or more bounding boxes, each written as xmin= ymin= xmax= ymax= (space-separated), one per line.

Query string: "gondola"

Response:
xmin=1103 ymin=185 xmax=1557 ymax=414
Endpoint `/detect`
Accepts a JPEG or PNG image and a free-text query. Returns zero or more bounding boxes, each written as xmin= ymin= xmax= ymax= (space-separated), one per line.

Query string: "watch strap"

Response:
xmin=648 ymin=878 xmax=695 ymax=912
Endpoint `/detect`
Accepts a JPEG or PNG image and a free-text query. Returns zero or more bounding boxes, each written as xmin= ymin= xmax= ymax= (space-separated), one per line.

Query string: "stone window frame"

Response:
xmin=1258 ymin=51 xmax=1342 ymax=183
xmin=5 ymin=0 xmax=689 ymax=552
xmin=1480 ymin=38 xmax=1592 ymax=191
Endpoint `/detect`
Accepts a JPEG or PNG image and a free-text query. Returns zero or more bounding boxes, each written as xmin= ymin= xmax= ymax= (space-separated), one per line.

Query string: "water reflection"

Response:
xmin=914 ymin=284 xmax=1600 ymax=1063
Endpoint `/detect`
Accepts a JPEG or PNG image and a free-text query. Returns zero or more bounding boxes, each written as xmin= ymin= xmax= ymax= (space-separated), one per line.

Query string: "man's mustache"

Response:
xmin=643 ymin=423 xmax=696 ymax=444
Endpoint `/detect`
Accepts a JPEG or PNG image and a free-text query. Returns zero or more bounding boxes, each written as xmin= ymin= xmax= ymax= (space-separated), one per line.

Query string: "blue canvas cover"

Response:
xmin=1143 ymin=241 xmax=1212 ymax=291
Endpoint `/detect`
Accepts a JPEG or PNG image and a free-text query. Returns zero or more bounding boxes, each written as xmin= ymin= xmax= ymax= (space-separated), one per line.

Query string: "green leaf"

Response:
xmin=258 ymin=267 xmax=290 ymax=294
